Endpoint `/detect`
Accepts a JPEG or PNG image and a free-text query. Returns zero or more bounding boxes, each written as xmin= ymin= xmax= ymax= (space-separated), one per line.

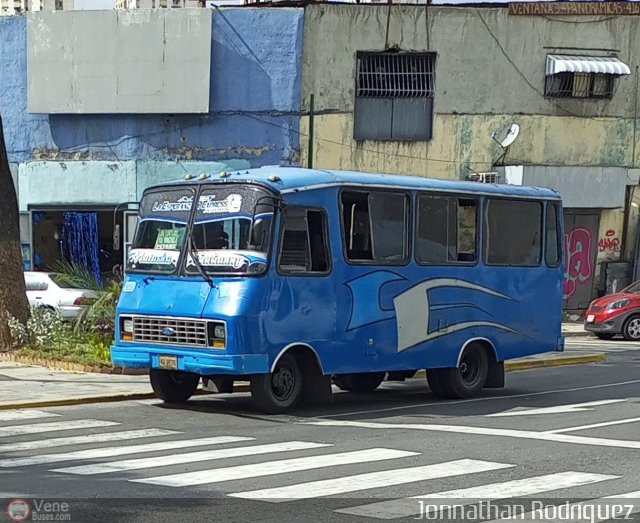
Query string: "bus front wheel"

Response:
xmin=427 ymin=346 xmax=489 ymax=399
xmin=333 ymin=372 xmax=386 ymax=392
xmin=251 ymin=353 xmax=303 ymax=414
xmin=150 ymin=369 xmax=199 ymax=403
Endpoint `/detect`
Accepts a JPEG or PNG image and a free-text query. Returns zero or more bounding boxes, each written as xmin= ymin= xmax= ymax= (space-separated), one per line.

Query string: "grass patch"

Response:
xmin=7 ymin=307 xmax=113 ymax=368
xmin=17 ymin=336 xmax=111 ymax=367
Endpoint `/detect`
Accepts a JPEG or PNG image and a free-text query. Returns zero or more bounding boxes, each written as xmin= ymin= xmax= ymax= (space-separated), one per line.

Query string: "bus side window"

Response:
xmin=278 ymin=207 xmax=330 ymax=274
xmin=416 ymin=194 xmax=477 ymax=265
xmin=545 ymin=202 xmax=562 ymax=267
xmin=484 ymin=199 xmax=542 ymax=266
xmin=342 ymin=192 xmax=373 ymax=261
xmin=341 ymin=190 xmax=408 ymax=264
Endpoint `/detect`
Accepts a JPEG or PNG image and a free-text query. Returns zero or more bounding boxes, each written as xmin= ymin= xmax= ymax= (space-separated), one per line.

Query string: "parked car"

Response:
xmin=584 ymin=280 xmax=640 ymax=340
xmin=24 ymin=271 xmax=99 ymax=321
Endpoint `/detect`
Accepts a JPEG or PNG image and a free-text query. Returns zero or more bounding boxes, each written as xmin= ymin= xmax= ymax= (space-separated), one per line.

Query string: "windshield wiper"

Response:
xmin=187 ymin=239 xmax=215 ymax=288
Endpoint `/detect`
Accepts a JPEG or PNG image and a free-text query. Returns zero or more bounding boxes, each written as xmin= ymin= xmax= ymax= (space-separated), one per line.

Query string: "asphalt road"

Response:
xmin=1 ymin=339 xmax=640 ymax=523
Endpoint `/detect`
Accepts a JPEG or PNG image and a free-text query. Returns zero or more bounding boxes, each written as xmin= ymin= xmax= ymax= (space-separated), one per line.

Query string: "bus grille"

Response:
xmin=133 ymin=317 xmax=207 ymax=347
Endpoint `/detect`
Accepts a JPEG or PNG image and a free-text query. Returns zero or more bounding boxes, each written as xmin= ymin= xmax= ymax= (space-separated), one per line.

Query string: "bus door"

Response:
xmin=271 ymin=206 xmax=335 ymax=347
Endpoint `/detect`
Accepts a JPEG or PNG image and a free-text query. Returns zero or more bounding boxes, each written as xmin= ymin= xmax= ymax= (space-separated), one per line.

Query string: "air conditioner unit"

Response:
xmin=466 ymin=172 xmax=500 ymax=184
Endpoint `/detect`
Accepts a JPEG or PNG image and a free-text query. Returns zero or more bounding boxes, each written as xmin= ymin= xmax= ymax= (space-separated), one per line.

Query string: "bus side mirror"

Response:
xmin=113 ymin=224 xmax=121 ymax=251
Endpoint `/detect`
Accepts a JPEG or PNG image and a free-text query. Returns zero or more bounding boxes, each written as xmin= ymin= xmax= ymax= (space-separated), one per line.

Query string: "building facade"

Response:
xmin=300 ymin=2 xmax=640 ymax=312
xmin=1 ymin=7 xmax=303 ymax=279
xmin=2 ymin=1 xmax=639 ymax=314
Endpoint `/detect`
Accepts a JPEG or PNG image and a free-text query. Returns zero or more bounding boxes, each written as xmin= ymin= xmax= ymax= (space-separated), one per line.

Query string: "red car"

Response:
xmin=584 ymin=280 xmax=640 ymax=340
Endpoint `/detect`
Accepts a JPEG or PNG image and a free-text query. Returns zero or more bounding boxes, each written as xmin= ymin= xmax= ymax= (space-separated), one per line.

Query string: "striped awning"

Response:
xmin=546 ymin=55 xmax=631 ymax=76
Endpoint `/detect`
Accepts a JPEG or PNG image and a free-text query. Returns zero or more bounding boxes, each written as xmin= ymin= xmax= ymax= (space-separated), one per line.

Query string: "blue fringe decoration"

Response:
xmin=61 ymin=212 xmax=102 ymax=287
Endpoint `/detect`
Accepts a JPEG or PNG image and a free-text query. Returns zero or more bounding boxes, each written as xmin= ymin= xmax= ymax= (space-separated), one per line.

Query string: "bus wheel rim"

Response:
xmin=271 ymin=365 xmax=295 ymax=401
xmin=460 ymin=353 xmax=480 ymax=386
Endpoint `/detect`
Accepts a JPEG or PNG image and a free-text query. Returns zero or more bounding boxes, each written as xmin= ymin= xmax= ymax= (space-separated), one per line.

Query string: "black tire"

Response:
xmin=149 ymin=369 xmax=199 ymax=403
xmin=426 ymin=369 xmax=449 ymax=398
xmin=594 ymin=333 xmax=615 ymax=340
xmin=332 ymin=372 xmax=386 ymax=393
xmin=251 ymin=353 xmax=303 ymax=414
xmin=432 ymin=346 xmax=489 ymax=399
xmin=623 ymin=315 xmax=640 ymax=341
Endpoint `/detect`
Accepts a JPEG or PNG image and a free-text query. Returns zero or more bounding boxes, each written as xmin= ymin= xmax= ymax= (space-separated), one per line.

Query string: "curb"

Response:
xmin=413 ymin=353 xmax=606 ymax=378
xmin=0 ymin=352 xmax=148 ymax=375
xmin=0 ymin=383 xmax=253 ymax=411
xmin=562 ymin=332 xmax=592 ymax=338
xmin=0 ymin=393 xmax=157 ymax=411
xmin=504 ymin=352 xmax=607 ymax=371
xmin=0 ymin=353 xmax=606 ymax=411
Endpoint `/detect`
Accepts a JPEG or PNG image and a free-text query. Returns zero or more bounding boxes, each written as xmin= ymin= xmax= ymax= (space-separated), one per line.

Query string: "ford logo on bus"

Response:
xmin=162 ymin=327 xmax=176 ymax=336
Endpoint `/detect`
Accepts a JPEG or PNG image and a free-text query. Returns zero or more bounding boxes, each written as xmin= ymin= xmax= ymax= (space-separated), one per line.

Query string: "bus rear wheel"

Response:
xmin=333 ymin=372 xmax=386 ymax=392
xmin=428 ymin=345 xmax=489 ymax=399
xmin=251 ymin=353 xmax=303 ymax=414
xmin=150 ymin=369 xmax=200 ymax=403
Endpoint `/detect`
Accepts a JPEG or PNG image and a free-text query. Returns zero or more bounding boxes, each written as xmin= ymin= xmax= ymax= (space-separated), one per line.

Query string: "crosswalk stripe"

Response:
xmin=336 ymin=471 xmax=618 ymax=519
xmin=0 ymin=428 xmax=178 ymax=453
xmin=52 ymin=441 xmax=331 ymax=475
xmin=132 ymin=448 xmax=420 ymax=488
xmin=0 ymin=420 xmax=119 ymax=438
xmin=0 ymin=410 xmax=60 ymax=422
xmin=484 ymin=490 xmax=640 ymax=523
xmin=1 ymin=435 xmax=253 ymax=468
xmin=229 ymin=458 xmax=514 ymax=502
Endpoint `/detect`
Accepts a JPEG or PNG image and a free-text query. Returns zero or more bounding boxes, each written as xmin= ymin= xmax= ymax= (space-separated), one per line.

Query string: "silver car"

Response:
xmin=24 ymin=271 xmax=99 ymax=321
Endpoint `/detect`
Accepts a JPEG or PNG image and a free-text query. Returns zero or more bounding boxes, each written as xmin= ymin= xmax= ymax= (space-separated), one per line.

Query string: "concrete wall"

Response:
xmin=521 ymin=166 xmax=628 ymax=209
xmin=0 ymin=8 xmax=304 ymax=177
xmin=17 ymin=159 xmax=252 ymax=211
xmin=28 ymin=10 xmax=212 ymax=114
xmin=301 ymin=5 xmax=640 ymax=179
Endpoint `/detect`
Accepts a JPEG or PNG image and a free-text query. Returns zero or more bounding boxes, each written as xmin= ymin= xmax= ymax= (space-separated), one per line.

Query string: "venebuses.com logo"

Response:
xmin=6 ymin=499 xmax=30 ymax=522
xmin=6 ymin=499 xmax=71 ymax=522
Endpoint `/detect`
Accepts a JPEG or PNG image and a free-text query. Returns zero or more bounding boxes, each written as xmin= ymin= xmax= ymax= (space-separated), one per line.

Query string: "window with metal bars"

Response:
xmin=545 ymin=72 xmax=617 ymax=99
xmin=354 ymin=51 xmax=435 ymax=141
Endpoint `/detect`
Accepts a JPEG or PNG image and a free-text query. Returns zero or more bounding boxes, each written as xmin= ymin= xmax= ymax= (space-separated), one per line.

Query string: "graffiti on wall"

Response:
xmin=564 ymin=228 xmax=594 ymax=297
xmin=598 ymin=229 xmax=621 ymax=253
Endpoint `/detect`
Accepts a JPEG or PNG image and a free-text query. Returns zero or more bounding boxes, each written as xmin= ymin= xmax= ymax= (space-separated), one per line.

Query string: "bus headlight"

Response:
xmin=207 ymin=322 xmax=226 ymax=349
xmin=121 ymin=316 xmax=133 ymax=341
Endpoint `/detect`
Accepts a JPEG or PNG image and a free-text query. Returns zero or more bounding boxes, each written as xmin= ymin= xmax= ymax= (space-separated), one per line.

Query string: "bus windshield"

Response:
xmin=127 ymin=184 xmax=274 ymax=275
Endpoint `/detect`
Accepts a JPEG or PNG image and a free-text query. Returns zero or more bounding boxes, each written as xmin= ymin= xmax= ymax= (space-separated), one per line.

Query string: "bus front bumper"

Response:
xmin=110 ymin=344 xmax=269 ymax=376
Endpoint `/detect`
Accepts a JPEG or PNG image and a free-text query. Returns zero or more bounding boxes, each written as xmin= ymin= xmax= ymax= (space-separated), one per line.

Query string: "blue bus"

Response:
xmin=111 ymin=167 xmax=565 ymax=413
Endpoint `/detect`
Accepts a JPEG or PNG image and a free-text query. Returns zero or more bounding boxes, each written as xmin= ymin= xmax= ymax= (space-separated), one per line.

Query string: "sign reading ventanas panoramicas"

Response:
xmin=509 ymin=2 xmax=640 ymax=16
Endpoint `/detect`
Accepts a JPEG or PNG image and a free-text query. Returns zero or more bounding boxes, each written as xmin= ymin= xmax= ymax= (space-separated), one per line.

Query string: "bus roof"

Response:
xmin=161 ymin=166 xmax=562 ymax=200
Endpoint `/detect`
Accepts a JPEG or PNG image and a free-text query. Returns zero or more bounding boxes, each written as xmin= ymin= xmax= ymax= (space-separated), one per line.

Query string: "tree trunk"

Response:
xmin=0 ymin=115 xmax=30 ymax=350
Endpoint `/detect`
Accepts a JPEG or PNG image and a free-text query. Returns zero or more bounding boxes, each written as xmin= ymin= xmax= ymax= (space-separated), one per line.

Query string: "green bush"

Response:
xmin=7 ymin=306 xmax=69 ymax=351
xmin=7 ymin=306 xmax=113 ymax=366
xmin=10 ymin=261 xmax=122 ymax=366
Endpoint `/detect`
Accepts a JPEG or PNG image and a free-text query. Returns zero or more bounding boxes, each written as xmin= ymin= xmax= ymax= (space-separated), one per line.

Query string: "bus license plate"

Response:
xmin=159 ymin=355 xmax=178 ymax=370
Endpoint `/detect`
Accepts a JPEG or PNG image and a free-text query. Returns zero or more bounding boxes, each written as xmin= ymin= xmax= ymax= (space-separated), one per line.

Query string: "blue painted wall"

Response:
xmin=0 ymin=8 xmax=304 ymax=167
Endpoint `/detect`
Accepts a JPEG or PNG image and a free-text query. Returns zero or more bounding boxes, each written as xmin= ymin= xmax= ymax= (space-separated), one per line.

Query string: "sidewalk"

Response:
xmin=562 ymin=321 xmax=590 ymax=337
xmin=0 ymin=333 xmax=604 ymax=411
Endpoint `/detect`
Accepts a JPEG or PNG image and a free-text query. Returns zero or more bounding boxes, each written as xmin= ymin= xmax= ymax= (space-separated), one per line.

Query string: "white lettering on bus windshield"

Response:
xmin=187 ymin=251 xmax=247 ymax=270
xmin=148 ymin=194 xmax=243 ymax=214
xmin=199 ymin=194 xmax=243 ymax=214
xmin=128 ymin=249 xmax=179 ymax=266
xmin=151 ymin=196 xmax=193 ymax=213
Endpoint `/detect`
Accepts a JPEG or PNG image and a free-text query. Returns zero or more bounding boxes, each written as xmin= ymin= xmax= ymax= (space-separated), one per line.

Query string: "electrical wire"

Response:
xmin=475 ymin=9 xmax=626 ymax=121
xmin=244 ymin=113 xmax=495 ymax=166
